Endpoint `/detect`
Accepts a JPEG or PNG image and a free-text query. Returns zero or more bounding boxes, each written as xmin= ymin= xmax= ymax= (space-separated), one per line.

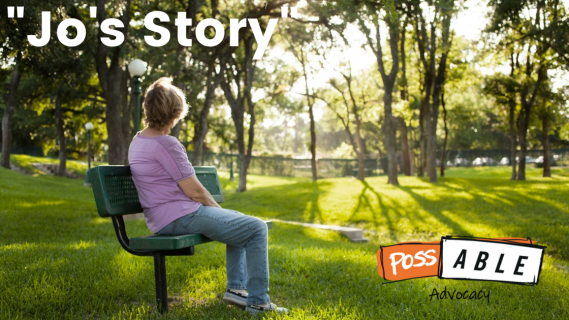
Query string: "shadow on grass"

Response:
xmin=4 ymin=219 xmax=569 ymax=319
xmin=221 ymin=179 xmax=332 ymax=224
xmin=397 ymin=183 xmax=473 ymax=237
xmin=397 ymin=177 xmax=569 ymax=258
xmin=219 ymin=173 xmax=569 ymax=259
xmin=349 ymin=180 xmax=399 ymax=243
xmin=307 ymin=182 xmax=324 ymax=223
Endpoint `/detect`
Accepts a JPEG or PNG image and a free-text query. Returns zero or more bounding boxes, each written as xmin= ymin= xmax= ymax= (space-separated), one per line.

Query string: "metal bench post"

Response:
xmin=153 ymin=253 xmax=168 ymax=313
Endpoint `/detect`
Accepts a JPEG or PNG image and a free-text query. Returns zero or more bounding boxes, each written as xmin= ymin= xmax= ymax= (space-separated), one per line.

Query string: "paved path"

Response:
xmin=270 ymin=219 xmax=369 ymax=243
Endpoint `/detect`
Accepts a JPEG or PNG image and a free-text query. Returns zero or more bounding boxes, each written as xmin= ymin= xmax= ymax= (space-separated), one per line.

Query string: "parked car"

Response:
xmin=535 ymin=155 xmax=558 ymax=168
xmin=472 ymin=157 xmax=498 ymax=166
xmin=486 ymin=157 xmax=498 ymax=166
xmin=515 ymin=156 xmax=536 ymax=164
xmin=500 ymin=157 xmax=510 ymax=166
xmin=526 ymin=156 xmax=536 ymax=164
xmin=454 ymin=157 xmax=470 ymax=167
xmin=472 ymin=157 xmax=483 ymax=166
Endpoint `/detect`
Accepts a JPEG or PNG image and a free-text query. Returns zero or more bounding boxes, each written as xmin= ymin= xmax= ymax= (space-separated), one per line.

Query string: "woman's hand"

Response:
xmin=177 ymin=175 xmax=221 ymax=208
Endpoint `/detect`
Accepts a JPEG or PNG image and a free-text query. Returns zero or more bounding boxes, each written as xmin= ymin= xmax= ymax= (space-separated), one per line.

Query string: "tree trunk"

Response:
xmin=193 ymin=67 xmax=221 ymax=166
xmin=409 ymin=127 xmax=416 ymax=176
xmin=358 ymin=7 xmax=399 ymax=184
xmin=308 ymin=104 xmax=317 ymax=181
xmin=517 ymin=66 xmax=545 ymax=181
xmin=232 ymin=109 xmax=247 ymax=191
xmin=384 ymin=81 xmax=399 ymax=185
xmin=418 ymin=103 xmax=426 ymax=177
xmin=220 ymin=38 xmax=255 ymax=192
xmin=400 ymin=17 xmax=409 ymax=101
xmin=299 ymin=48 xmax=318 ymax=181
xmin=354 ymin=116 xmax=365 ymax=181
xmin=103 ymin=75 xmax=127 ymax=165
xmin=440 ymin=89 xmax=448 ymax=177
xmin=427 ymin=7 xmax=452 ymax=183
xmin=508 ymin=54 xmax=518 ymax=180
xmin=425 ymin=105 xmax=437 ymax=182
xmin=54 ymin=92 xmax=67 ymax=177
xmin=517 ymin=127 xmax=527 ymax=180
xmin=371 ymin=16 xmax=400 ymax=186
xmin=517 ymin=102 xmax=529 ymax=180
xmin=399 ymin=117 xmax=411 ymax=176
xmin=232 ymin=102 xmax=255 ymax=192
xmin=93 ymin=0 xmax=131 ymax=165
xmin=413 ymin=8 xmax=434 ymax=178
xmin=243 ymin=99 xmax=256 ymax=191
xmin=1 ymin=64 xmax=21 ymax=169
xmin=509 ymin=99 xmax=517 ymax=180
xmin=542 ymin=114 xmax=551 ymax=177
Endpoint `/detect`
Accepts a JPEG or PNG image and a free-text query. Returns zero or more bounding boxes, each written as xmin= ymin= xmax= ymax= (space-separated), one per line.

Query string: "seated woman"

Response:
xmin=128 ymin=77 xmax=288 ymax=314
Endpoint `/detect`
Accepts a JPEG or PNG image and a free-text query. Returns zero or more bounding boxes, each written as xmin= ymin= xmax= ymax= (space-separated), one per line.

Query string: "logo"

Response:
xmin=377 ymin=236 xmax=545 ymax=285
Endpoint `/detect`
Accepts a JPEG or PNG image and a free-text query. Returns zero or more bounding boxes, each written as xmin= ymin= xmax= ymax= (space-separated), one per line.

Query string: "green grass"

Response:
xmin=1 ymin=162 xmax=568 ymax=319
xmin=221 ymin=167 xmax=569 ymax=258
xmin=10 ymin=154 xmax=105 ymax=177
xmin=443 ymin=165 xmax=569 ymax=179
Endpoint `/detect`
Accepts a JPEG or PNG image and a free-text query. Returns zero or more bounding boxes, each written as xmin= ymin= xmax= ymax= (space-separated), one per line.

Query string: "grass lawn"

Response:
xmin=1 ymin=161 xmax=568 ymax=319
xmin=10 ymin=154 xmax=105 ymax=177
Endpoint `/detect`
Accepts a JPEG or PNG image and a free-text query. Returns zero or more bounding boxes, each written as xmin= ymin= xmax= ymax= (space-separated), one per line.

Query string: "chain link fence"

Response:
xmin=188 ymin=152 xmax=384 ymax=179
xmin=6 ymin=145 xmax=566 ymax=178
xmin=190 ymin=149 xmax=569 ymax=178
xmin=438 ymin=148 xmax=569 ymax=168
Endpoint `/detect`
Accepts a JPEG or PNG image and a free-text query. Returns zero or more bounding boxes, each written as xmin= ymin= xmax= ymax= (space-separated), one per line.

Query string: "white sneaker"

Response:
xmin=246 ymin=303 xmax=289 ymax=314
xmin=222 ymin=289 xmax=248 ymax=309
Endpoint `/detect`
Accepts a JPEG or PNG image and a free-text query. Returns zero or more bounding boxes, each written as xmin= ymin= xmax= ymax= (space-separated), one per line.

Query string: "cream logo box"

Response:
xmin=439 ymin=237 xmax=545 ymax=285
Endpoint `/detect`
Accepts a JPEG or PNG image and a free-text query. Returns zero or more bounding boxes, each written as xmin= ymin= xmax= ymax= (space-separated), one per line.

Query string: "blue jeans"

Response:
xmin=157 ymin=205 xmax=270 ymax=305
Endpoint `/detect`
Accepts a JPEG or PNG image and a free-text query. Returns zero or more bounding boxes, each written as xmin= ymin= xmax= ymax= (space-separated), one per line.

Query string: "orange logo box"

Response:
xmin=377 ymin=242 xmax=441 ymax=281
xmin=377 ymin=238 xmax=535 ymax=282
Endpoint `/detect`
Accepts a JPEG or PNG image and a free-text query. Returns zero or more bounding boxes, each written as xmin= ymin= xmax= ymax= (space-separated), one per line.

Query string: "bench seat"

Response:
xmin=130 ymin=234 xmax=213 ymax=250
xmin=130 ymin=220 xmax=273 ymax=250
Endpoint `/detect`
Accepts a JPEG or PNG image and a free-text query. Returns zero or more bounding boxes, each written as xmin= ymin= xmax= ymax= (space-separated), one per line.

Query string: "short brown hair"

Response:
xmin=142 ymin=77 xmax=188 ymax=129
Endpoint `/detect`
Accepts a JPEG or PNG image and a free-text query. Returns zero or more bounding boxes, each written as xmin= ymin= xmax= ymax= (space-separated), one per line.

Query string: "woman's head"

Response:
xmin=142 ymin=77 xmax=188 ymax=130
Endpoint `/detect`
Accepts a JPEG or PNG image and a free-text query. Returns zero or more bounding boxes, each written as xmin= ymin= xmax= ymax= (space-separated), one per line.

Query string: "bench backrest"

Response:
xmin=89 ymin=165 xmax=224 ymax=218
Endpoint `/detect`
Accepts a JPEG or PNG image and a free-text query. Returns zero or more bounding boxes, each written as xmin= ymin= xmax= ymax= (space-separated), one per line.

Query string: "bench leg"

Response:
xmin=153 ymin=253 xmax=168 ymax=313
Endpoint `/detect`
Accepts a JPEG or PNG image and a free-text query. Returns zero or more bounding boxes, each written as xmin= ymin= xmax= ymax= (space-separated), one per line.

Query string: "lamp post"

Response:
xmin=84 ymin=122 xmax=94 ymax=187
xmin=128 ymin=59 xmax=147 ymax=134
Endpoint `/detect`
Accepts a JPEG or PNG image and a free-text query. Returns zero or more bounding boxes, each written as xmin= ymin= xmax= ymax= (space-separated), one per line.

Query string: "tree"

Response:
xmin=220 ymin=36 xmax=257 ymax=192
xmin=483 ymin=71 xmax=520 ymax=180
xmin=407 ymin=0 xmax=455 ymax=182
xmin=535 ymin=82 xmax=567 ymax=177
xmin=288 ymin=40 xmax=319 ymax=181
xmin=487 ymin=0 xmax=563 ymax=180
xmin=91 ymin=0 xmax=132 ymax=165
xmin=357 ymin=0 xmax=402 ymax=185
xmin=1 ymin=63 xmax=21 ymax=169
xmin=319 ymin=66 xmax=378 ymax=181
xmin=0 ymin=1 xmax=41 ymax=168
xmin=171 ymin=0 xmax=223 ymax=165
xmin=30 ymin=3 xmax=94 ymax=176
xmin=217 ymin=1 xmax=297 ymax=191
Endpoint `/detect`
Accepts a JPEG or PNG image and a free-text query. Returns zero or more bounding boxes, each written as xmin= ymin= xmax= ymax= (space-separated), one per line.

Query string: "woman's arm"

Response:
xmin=178 ymin=175 xmax=221 ymax=208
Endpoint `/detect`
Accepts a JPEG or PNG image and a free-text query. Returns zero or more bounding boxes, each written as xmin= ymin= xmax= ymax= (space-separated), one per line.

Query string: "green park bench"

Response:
xmin=88 ymin=165 xmax=272 ymax=313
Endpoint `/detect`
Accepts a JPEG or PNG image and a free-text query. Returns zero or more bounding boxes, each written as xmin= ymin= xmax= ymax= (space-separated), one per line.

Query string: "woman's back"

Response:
xmin=128 ymin=133 xmax=201 ymax=233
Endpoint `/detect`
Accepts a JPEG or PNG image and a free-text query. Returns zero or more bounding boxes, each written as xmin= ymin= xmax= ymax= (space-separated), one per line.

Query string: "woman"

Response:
xmin=128 ymin=77 xmax=288 ymax=314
